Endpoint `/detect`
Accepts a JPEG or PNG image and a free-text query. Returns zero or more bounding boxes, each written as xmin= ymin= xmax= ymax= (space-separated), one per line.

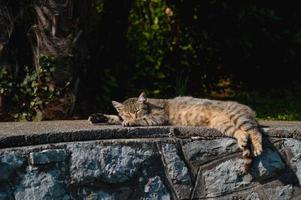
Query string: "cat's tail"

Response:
xmin=242 ymin=147 xmax=252 ymax=173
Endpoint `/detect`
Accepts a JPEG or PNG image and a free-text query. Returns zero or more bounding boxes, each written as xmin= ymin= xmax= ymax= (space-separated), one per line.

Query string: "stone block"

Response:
xmin=283 ymin=138 xmax=301 ymax=183
xmin=182 ymin=138 xmax=239 ymax=165
xmin=81 ymin=187 xmax=132 ymax=200
xmin=14 ymin=169 xmax=70 ymax=200
xmin=0 ymin=151 xmax=25 ymax=181
xmin=264 ymin=185 xmax=293 ymax=200
xmin=161 ymin=143 xmax=191 ymax=184
xmin=83 ymin=190 xmax=116 ymax=200
xmin=246 ymin=192 xmax=261 ymax=200
xmin=68 ymin=143 xmax=155 ymax=184
xmin=29 ymin=149 xmax=67 ymax=165
xmin=203 ymin=158 xmax=252 ymax=197
xmin=161 ymin=143 xmax=192 ymax=199
xmin=142 ymin=176 xmax=171 ymax=200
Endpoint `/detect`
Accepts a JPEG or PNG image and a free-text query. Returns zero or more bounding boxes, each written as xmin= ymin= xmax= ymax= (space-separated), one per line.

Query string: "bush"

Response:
xmin=1 ymin=0 xmax=301 ymax=121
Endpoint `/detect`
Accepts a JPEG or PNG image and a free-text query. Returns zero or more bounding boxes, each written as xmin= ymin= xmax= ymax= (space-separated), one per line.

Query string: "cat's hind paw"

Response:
xmin=250 ymin=131 xmax=263 ymax=156
xmin=88 ymin=113 xmax=108 ymax=124
xmin=253 ymin=144 xmax=263 ymax=156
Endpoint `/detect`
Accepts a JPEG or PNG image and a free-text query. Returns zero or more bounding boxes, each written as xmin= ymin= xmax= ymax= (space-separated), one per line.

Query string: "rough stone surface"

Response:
xmin=161 ymin=143 xmax=191 ymax=184
xmin=14 ymin=169 xmax=70 ymax=200
xmin=203 ymin=158 xmax=252 ymax=197
xmin=264 ymin=185 xmax=293 ymax=200
xmin=143 ymin=176 xmax=171 ymax=200
xmin=246 ymin=192 xmax=261 ymax=200
xmin=68 ymin=143 xmax=154 ymax=184
xmin=284 ymin=138 xmax=301 ymax=156
xmin=81 ymin=187 xmax=133 ymax=200
xmin=29 ymin=149 xmax=67 ymax=165
xmin=161 ymin=143 xmax=192 ymax=199
xmin=0 ymin=151 xmax=25 ymax=181
xmin=82 ymin=190 xmax=116 ymax=200
xmin=0 ymin=121 xmax=301 ymax=199
xmin=283 ymin=138 xmax=301 ymax=183
xmin=182 ymin=138 xmax=239 ymax=165
xmin=0 ymin=151 xmax=24 ymax=167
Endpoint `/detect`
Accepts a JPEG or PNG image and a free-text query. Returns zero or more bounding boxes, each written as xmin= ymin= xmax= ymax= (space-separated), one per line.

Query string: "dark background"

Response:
xmin=0 ymin=0 xmax=301 ymax=121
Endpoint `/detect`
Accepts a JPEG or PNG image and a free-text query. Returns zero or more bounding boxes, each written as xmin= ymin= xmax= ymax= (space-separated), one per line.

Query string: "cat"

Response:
xmin=88 ymin=92 xmax=263 ymax=172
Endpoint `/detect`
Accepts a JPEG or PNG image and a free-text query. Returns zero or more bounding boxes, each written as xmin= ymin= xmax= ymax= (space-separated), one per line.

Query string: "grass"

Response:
xmin=232 ymin=93 xmax=301 ymax=121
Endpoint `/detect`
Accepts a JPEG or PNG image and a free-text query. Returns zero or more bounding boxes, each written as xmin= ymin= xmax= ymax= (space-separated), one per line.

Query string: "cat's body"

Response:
xmin=88 ymin=93 xmax=263 ymax=172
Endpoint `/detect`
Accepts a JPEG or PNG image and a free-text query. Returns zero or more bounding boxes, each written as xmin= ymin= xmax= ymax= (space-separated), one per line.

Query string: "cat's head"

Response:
xmin=112 ymin=92 xmax=149 ymax=121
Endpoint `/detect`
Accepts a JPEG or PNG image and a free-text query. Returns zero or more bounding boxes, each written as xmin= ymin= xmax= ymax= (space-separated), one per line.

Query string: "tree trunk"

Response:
xmin=28 ymin=0 xmax=76 ymax=69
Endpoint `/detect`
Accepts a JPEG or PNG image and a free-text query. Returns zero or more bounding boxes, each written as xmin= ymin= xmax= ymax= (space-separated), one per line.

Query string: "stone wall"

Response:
xmin=1 ymin=120 xmax=301 ymax=200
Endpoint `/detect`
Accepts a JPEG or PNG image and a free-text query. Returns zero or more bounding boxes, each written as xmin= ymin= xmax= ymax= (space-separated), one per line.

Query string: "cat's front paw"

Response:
xmin=122 ymin=120 xmax=135 ymax=127
xmin=88 ymin=113 xmax=108 ymax=124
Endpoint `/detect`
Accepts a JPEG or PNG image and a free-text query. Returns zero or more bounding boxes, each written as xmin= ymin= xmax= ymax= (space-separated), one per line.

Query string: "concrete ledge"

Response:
xmin=1 ymin=120 xmax=301 ymax=149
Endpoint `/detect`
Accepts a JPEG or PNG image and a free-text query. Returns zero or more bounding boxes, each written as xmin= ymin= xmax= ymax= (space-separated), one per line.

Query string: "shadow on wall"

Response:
xmin=251 ymin=135 xmax=300 ymax=186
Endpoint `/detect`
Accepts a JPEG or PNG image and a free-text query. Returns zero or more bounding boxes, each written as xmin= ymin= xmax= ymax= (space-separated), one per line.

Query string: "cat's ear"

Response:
xmin=112 ymin=101 xmax=124 ymax=112
xmin=138 ymin=92 xmax=146 ymax=103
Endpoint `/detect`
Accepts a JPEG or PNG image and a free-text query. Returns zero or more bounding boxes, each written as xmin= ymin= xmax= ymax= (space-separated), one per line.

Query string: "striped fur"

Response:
xmin=88 ymin=92 xmax=263 ymax=172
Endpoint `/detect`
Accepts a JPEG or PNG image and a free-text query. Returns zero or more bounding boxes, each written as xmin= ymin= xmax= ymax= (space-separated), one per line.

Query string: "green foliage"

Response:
xmin=233 ymin=92 xmax=301 ymax=121
xmin=0 ymin=67 xmax=13 ymax=96
xmin=20 ymin=56 xmax=71 ymax=120
xmin=1 ymin=0 xmax=301 ymax=121
xmin=0 ymin=56 xmax=71 ymax=121
xmin=126 ymin=0 xmax=174 ymax=97
xmin=174 ymin=74 xmax=189 ymax=96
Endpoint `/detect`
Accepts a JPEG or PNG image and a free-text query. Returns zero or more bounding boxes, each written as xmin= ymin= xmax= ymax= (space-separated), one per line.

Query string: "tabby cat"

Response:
xmin=88 ymin=92 xmax=263 ymax=172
